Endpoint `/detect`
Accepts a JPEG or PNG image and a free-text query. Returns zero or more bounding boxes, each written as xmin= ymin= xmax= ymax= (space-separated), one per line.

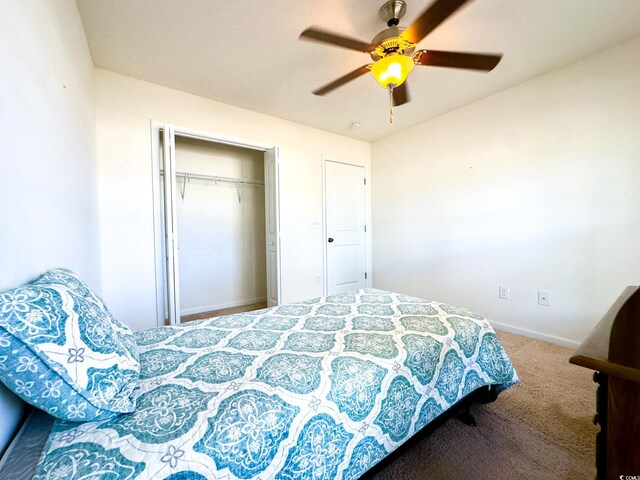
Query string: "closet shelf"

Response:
xmin=161 ymin=170 xmax=265 ymax=187
xmin=161 ymin=170 xmax=264 ymax=201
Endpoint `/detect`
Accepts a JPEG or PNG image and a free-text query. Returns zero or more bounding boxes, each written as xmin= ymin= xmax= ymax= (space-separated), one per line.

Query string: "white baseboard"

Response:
xmin=181 ymin=297 xmax=267 ymax=316
xmin=489 ymin=320 xmax=580 ymax=349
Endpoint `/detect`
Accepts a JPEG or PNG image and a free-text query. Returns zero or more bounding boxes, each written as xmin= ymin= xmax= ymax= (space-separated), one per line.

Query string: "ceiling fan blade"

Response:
xmin=414 ymin=49 xmax=502 ymax=71
xmin=393 ymin=82 xmax=410 ymax=106
xmin=402 ymin=0 xmax=472 ymax=44
xmin=313 ymin=65 xmax=372 ymax=96
xmin=300 ymin=27 xmax=374 ymax=52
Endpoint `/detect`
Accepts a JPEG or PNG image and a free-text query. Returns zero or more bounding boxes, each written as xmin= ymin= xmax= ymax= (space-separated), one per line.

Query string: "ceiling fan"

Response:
xmin=299 ymin=0 xmax=502 ymax=122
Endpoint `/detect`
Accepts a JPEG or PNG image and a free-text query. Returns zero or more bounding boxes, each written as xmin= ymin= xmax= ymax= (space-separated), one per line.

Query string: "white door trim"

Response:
xmin=264 ymin=147 xmax=282 ymax=307
xmin=162 ymin=124 xmax=181 ymax=325
xmin=150 ymin=121 xmax=281 ymax=326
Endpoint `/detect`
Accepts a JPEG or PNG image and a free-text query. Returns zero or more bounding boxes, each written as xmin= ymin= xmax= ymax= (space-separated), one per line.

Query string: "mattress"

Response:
xmin=0 ymin=409 xmax=54 ymax=480
xmin=33 ymin=289 xmax=518 ymax=479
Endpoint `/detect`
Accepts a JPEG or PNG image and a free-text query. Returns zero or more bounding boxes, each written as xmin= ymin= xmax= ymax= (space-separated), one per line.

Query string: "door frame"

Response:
xmin=150 ymin=121 xmax=281 ymax=326
xmin=322 ymin=157 xmax=369 ymax=296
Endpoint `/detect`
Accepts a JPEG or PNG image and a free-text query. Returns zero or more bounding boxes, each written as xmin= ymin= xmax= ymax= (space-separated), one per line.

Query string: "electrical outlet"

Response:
xmin=499 ymin=285 xmax=510 ymax=300
xmin=538 ymin=291 xmax=550 ymax=306
xmin=315 ymin=275 xmax=321 ymax=285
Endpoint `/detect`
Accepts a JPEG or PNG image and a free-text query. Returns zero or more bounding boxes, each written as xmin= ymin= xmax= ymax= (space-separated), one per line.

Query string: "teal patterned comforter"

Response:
xmin=34 ymin=289 xmax=518 ymax=480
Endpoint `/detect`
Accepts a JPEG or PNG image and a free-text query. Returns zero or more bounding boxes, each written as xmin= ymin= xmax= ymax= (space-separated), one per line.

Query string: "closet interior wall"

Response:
xmin=174 ymin=136 xmax=267 ymax=317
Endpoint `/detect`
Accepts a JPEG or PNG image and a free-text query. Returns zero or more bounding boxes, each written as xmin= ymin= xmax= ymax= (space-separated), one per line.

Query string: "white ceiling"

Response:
xmin=76 ymin=0 xmax=640 ymax=142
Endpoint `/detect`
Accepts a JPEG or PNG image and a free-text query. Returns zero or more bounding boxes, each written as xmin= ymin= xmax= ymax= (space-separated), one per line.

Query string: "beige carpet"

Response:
xmin=370 ymin=330 xmax=597 ymax=480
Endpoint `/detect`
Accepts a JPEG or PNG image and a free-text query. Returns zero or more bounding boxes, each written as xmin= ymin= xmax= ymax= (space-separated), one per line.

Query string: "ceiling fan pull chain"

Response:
xmin=388 ymin=85 xmax=394 ymax=124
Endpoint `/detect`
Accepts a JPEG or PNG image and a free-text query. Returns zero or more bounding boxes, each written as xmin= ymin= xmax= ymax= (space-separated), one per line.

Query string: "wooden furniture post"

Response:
xmin=569 ymin=286 xmax=640 ymax=480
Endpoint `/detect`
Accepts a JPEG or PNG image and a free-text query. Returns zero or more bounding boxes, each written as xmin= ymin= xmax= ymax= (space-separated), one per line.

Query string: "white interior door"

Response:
xmin=264 ymin=147 xmax=281 ymax=306
xmin=162 ymin=125 xmax=181 ymax=324
xmin=325 ymin=160 xmax=366 ymax=295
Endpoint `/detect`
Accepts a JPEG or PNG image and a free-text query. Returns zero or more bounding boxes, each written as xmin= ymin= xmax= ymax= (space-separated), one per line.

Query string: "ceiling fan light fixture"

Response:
xmin=371 ymin=54 xmax=414 ymax=88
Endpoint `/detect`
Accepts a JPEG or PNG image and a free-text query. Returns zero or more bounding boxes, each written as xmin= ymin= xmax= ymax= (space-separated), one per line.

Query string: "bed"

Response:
xmin=18 ymin=288 xmax=517 ymax=479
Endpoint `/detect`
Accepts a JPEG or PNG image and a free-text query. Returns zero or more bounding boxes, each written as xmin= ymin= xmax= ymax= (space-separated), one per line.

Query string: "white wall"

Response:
xmin=372 ymin=37 xmax=640 ymax=347
xmin=95 ymin=69 xmax=371 ymax=331
xmin=174 ymin=138 xmax=266 ymax=315
xmin=0 ymin=0 xmax=99 ymax=455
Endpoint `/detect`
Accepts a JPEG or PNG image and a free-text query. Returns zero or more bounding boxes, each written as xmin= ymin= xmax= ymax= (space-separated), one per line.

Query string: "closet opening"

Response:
xmin=152 ymin=123 xmax=281 ymax=326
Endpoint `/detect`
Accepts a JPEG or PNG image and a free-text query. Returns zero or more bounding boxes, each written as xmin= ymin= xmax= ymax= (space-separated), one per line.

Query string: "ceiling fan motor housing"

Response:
xmin=371 ymin=27 xmax=415 ymax=61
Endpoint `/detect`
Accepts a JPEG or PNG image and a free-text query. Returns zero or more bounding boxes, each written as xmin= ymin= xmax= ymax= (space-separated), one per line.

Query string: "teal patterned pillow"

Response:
xmin=0 ymin=269 xmax=140 ymax=421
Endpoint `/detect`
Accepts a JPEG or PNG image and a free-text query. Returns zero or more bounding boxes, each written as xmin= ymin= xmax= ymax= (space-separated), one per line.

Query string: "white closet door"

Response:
xmin=325 ymin=160 xmax=366 ymax=295
xmin=163 ymin=125 xmax=181 ymax=324
xmin=264 ymin=147 xmax=281 ymax=306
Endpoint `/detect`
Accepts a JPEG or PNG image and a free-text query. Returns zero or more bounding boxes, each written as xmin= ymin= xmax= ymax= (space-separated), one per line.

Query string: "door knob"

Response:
xmin=328 ymin=238 xmax=334 ymax=243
